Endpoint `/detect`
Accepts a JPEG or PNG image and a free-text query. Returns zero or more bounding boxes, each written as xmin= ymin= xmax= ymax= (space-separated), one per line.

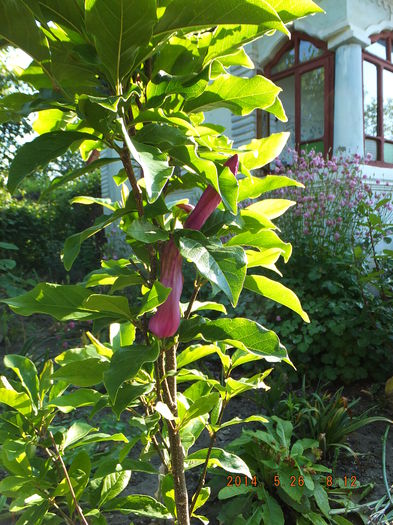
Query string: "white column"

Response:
xmin=333 ymin=43 xmax=364 ymax=155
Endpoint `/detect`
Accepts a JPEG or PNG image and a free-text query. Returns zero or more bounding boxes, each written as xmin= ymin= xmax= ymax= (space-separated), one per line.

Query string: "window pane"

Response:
xmin=365 ymin=138 xmax=378 ymax=160
xmin=271 ymin=48 xmax=295 ymax=74
xmin=299 ymin=40 xmax=323 ymax=62
xmin=363 ymin=61 xmax=378 ymax=136
xmin=269 ymin=75 xmax=295 ymax=162
xmin=301 ymin=141 xmax=324 ymax=154
xmin=366 ymin=39 xmax=387 ymax=59
xmin=300 ymin=67 xmax=324 ymax=141
xmin=383 ymin=69 xmax=393 ymax=140
xmin=384 ymin=142 xmax=393 ymax=163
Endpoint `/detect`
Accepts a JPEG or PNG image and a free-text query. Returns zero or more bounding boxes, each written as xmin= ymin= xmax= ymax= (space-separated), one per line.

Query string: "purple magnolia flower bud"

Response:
xmin=184 ymin=154 xmax=239 ymax=231
xmin=148 ymin=239 xmax=183 ymax=338
xmin=149 ymin=155 xmax=239 ymax=338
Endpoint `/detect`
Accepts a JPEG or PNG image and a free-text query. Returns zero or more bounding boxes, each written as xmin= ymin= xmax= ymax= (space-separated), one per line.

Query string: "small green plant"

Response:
xmin=214 ymin=416 xmax=366 ymax=525
xmin=277 ymin=381 xmax=392 ymax=463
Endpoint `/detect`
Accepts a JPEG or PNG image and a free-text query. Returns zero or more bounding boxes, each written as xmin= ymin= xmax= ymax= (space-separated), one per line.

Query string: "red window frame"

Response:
xmin=257 ymin=31 xmax=334 ymax=157
xmin=363 ymin=31 xmax=393 ymax=166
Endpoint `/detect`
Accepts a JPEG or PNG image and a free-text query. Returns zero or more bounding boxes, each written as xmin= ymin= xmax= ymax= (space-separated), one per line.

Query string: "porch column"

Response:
xmin=333 ymin=43 xmax=364 ymax=155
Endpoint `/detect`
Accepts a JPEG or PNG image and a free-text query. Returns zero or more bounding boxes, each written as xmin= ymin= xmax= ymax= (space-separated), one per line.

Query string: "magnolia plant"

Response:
xmin=0 ymin=1 xmax=321 ymax=523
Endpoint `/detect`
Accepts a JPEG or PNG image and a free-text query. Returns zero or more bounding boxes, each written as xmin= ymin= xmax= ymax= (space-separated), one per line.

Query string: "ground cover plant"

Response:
xmin=0 ymin=1 xmax=327 ymax=524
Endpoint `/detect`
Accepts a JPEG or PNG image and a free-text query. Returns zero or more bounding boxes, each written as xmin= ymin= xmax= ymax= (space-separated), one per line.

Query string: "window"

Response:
xmin=363 ymin=31 xmax=393 ymax=165
xmin=257 ymin=32 xmax=334 ymax=161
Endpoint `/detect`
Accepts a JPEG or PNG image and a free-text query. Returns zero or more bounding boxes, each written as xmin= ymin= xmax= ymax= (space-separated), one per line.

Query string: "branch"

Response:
xmin=120 ymin=145 xmax=144 ymax=218
xmin=189 ymin=400 xmax=227 ymax=515
xmin=48 ymin=431 xmax=89 ymax=525
xmin=184 ymin=280 xmax=203 ymax=320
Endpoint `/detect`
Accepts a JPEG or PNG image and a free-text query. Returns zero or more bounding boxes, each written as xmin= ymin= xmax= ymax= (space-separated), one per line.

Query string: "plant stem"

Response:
xmin=184 ymin=280 xmax=202 ymax=320
xmin=49 ymin=431 xmax=89 ymax=525
xmin=162 ymin=342 xmax=190 ymax=525
xmin=189 ymin=401 xmax=226 ymax=515
xmin=120 ymin=144 xmax=144 ymax=218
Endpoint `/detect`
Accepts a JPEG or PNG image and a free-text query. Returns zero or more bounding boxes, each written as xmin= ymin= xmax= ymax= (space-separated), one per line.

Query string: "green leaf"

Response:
xmin=179 ymin=317 xmax=286 ymax=360
xmin=238 ymin=174 xmax=304 ymax=202
xmin=112 ymin=383 xmax=152 ymax=419
xmin=245 ymin=248 xmax=283 ymax=273
xmin=70 ymin=196 xmax=116 ymax=211
xmin=193 ymin=487 xmax=210 ymax=513
xmin=261 ymin=489 xmax=284 ymax=525
xmin=47 ymin=389 xmax=102 ymax=413
xmin=63 ymin=208 xmax=135 ymax=271
xmin=177 ymin=344 xmax=220 ymax=369
xmin=121 ymin=121 xmax=173 ymax=203
xmin=0 ymin=1 xmax=49 ymax=63
xmin=185 ymin=448 xmax=252 ymax=478
xmin=154 ymin=0 xmax=287 ymax=35
xmin=104 ymin=342 xmax=159 ymax=402
xmin=69 ymin=432 xmax=128 ymax=449
xmin=180 ymin=393 xmax=220 ymax=428
xmin=244 ymin=275 xmax=310 ymax=322
xmin=239 ymin=133 xmax=289 ymax=171
xmin=313 ymin=483 xmax=330 ymax=518
xmin=62 ymin=421 xmax=96 ymax=449
xmin=155 ymin=401 xmax=175 ymax=421
xmin=2 ymin=283 xmax=132 ymax=322
xmin=8 ymin=131 xmax=97 ymax=193
xmin=4 ymin=355 xmax=39 ymax=408
xmin=183 ymin=301 xmax=227 ymax=315
xmin=138 ymin=281 xmax=171 ymax=317
xmin=215 ymin=415 xmax=268 ymax=431
xmin=41 ymin=158 xmax=120 ymax=198
xmin=219 ymin=166 xmax=239 ymax=214
xmin=85 ymin=0 xmax=156 ymax=87
xmin=104 ymin=495 xmax=171 ymax=518
xmin=52 ymin=358 xmax=109 ymax=387
xmin=184 ymin=74 xmax=284 ymax=117
xmin=177 ymin=231 xmax=246 ymax=306
xmin=227 ymin=230 xmax=292 ymax=262
xmin=246 ymin=199 xmax=295 ymax=220
xmin=99 ymin=470 xmax=132 ymax=507
xmin=15 ymin=501 xmax=49 ymax=525
xmin=0 ymin=387 xmax=32 ymax=416
xmin=128 ymin=219 xmax=169 ymax=243
xmin=38 ymin=0 xmax=85 ymax=33
xmin=268 ymin=0 xmax=324 ymax=23
xmin=146 ymin=69 xmax=209 ymax=108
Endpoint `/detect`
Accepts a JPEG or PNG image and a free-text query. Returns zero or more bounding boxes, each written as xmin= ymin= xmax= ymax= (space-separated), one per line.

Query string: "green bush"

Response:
xmin=0 ymin=173 xmax=104 ymax=283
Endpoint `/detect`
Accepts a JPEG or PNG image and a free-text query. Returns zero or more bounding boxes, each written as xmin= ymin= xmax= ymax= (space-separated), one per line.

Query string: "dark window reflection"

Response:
xmin=363 ymin=61 xmax=378 ymax=136
xmin=383 ymin=69 xmax=393 ymax=140
xmin=299 ymin=40 xmax=323 ymax=62
xmin=271 ymin=48 xmax=295 ymax=74
xmin=301 ymin=67 xmax=325 ymax=141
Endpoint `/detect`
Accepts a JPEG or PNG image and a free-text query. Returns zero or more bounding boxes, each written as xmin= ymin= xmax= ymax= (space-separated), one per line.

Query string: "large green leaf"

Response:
xmin=179 ymin=393 xmax=220 ymax=428
xmin=238 ymin=174 xmax=304 ymax=201
xmin=0 ymin=1 xmax=49 ymax=63
xmin=226 ymin=230 xmax=292 ymax=262
xmin=154 ymin=0 xmax=287 ymax=35
xmin=38 ymin=0 xmax=85 ymax=33
xmin=176 ymin=231 xmax=246 ymax=306
xmin=104 ymin=342 xmax=159 ymax=402
xmin=127 ymin=219 xmax=169 ymax=244
xmin=52 ymin=358 xmax=109 ymax=387
xmin=104 ymin=495 xmax=171 ymax=518
xmin=62 ymin=421 xmax=96 ymax=449
xmin=85 ymin=0 xmax=156 ymax=87
xmin=185 ymin=448 xmax=252 ymax=478
xmin=244 ymin=275 xmax=310 ymax=322
xmin=1 ymin=283 xmax=132 ymax=321
xmin=99 ymin=470 xmax=132 ymax=507
xmin=122 ymin=121 xmax=174 ymax=203
xmin=0 ymin=387 xmax=32 ymax=416
xmin=138 ymin=281 xmax=171 ymax=317
xmin=3 ymin=355 xmax=39 ymax=408
xmin=179 ymin=316 xmax=286 ymax=360
xmin=48 ymin=388 xmax=102 ymax=413
xmin=238 ymin=133 xmax=289 ymax=172
xmin=268 ymin=0 xmax=324 ymax=23
xmin=184 ymin=74 xmax=285 ymax=117
xmin=8 ymin=131 xmax=97 ymax=193
xmin=245 ymin=199 xmax=295 ymax=220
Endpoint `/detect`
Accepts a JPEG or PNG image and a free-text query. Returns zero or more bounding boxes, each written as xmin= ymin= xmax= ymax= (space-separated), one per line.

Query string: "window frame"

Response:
xmin=257 ymin=31 xmax=335 ymax=157
xmin=363 ymin=31 xmax=393 ymax=167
